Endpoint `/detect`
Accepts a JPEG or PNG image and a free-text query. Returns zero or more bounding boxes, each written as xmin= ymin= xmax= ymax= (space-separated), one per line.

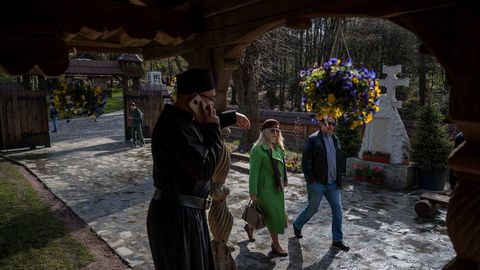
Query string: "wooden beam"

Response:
xmin=142 ymin=20 xmax=283 ymax=59
xmin=4 ymin=0 xmax=194 ymax=40
xmin=203 ymin=0 xmax=461 ymax=32
xmin=143 ymin=0 xmax=460 ymax=60
xmin=0 ymin=32 xmax=69 ymax=75
xmin=200 ymin=0 xmax=261 ymax=18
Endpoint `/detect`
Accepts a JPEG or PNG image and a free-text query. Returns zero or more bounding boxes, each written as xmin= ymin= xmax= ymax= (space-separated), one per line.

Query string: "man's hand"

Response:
xmin=201 ymin=103 xmax=219 ymax=125
xmin=250 ymin=194 xmax=257 ymax=201
xmin=128 ymin=116 xmax=133 ymax=120
xmin=236 ymin=112 xmax=250 ymax=130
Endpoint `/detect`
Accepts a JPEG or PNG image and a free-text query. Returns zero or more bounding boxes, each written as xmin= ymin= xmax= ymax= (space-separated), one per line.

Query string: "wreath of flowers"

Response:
xmin=52 ymin=78 xmax=107 ymax=120
xmin=300 ymin=58 xmax=381 ymax=129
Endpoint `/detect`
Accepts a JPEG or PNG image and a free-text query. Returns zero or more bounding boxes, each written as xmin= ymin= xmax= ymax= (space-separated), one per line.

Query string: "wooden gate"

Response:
xmin=124 ymin=90 xmax=164 ymax=141
xmin=0 ymin=90 xmax=50 ymax=150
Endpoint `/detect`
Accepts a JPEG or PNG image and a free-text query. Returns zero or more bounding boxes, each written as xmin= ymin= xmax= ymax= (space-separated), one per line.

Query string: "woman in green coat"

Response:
xmin=245 ymin=119 xmax=288 ymax=256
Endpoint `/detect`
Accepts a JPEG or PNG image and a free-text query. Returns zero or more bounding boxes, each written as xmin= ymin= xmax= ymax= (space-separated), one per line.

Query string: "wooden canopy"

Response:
xmin=0 ymin=0 xmax=464 ymax=75
xmin=1 ymin=0 xmax=479 ymax=267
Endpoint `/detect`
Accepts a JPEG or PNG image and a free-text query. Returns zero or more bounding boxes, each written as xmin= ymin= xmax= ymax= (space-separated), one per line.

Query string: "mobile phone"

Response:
xmin=188 ymin=94 xmax=205 ymax=117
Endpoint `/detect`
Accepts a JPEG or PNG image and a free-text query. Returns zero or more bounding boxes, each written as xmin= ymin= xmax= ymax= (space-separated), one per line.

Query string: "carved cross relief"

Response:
xmin=378 ymin=65 xmax=409 ymax=108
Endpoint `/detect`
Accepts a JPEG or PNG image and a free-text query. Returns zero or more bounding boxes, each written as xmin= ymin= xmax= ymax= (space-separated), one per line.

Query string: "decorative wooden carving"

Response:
xmin=209 ymin=128 xmax=236 ymax=270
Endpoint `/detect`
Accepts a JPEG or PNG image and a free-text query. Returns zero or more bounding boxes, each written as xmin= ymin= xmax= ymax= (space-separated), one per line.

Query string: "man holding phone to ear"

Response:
xmin=147 ymin=68 xmax=250 ymax=270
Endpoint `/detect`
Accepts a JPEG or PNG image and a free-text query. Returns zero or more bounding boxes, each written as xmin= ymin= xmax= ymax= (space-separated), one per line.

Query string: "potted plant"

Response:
xmin=369 ymin=166 xmax=385 ymax=185
xmin=410 ymin=102 xmax=453 ymax=191
xmin=362 ymin=150 xmax=391 ymax=164
xmin=352 ymin=163 xmax=367 ymax=182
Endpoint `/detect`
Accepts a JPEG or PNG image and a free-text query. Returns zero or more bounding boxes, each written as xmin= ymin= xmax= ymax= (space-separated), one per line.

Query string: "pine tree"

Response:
xmin=410 ymin=102 xmax=452 ymax=171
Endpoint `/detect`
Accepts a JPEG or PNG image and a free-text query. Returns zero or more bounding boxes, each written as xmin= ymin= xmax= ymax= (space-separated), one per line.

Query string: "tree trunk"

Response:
xmin=418 ymin=53 xmax=428 ymax=106
xmin=232 ymin=44 xmax=261 ymax=152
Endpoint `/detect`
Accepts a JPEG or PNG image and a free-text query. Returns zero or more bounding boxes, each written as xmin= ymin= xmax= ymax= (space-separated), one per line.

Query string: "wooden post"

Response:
xmin=392 ymin=3 xmax=479 ymax=267
xmin=182 ymin=47 xmax=237 ymax=112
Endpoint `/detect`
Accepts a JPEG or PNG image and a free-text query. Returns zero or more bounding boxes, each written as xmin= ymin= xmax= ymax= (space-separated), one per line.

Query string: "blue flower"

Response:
xmin=307 ymin=68 xmax=314 ymax=76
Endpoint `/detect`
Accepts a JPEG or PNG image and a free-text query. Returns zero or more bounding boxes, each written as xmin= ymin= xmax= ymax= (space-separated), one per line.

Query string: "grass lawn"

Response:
xmin=104 ymin=88 xmax=124 ymax=114
xmin=0 ymin=160 xmax=94 ymax=270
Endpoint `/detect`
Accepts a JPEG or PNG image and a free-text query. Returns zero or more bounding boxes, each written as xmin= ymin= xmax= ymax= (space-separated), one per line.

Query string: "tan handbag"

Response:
xmin=241 ymin=200 xmax=265 ymax=229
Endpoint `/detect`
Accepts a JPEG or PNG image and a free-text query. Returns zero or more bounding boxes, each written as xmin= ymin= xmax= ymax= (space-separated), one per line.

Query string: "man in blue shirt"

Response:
xmin=293 ymin=115 xmax=349 ymax=252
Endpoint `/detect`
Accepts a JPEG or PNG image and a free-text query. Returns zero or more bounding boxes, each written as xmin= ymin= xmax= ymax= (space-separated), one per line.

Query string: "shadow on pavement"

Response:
xmin=303 ymin=246 xmax=339 ymax=270
xmin=235 ymin=240 xmax=276 ymax=270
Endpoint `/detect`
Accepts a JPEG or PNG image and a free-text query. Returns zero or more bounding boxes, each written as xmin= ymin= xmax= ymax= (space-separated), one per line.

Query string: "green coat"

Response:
xmin=249 ymin=142 xmax=286 ymax=234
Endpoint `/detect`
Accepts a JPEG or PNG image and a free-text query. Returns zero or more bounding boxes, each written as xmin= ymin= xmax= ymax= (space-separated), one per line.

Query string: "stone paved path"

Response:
xmin=2 ymin=111 xmax=455 ymax=269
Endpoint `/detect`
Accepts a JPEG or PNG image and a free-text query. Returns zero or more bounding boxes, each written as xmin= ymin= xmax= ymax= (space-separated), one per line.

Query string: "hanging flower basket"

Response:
xmin=300 ymin=58 xmax=381 ymax=129
xmin=52 ymin=78 xmax=107 ymax=120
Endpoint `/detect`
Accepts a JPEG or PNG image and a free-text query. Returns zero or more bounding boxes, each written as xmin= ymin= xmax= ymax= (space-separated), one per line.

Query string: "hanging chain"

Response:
xmin=329 ymin=19 xmax=351 ymax=60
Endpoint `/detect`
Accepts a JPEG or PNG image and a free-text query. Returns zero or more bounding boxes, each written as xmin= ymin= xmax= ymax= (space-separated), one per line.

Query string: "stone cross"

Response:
xmin=359 ymin=64 xmax=411 ymax=165
xmin=378 ymin=65 xmax=409 ymax=108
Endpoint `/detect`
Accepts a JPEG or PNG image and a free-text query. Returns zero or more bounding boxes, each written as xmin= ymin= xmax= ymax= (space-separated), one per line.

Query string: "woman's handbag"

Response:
xmin=241 ymin=200 xmax=265 ymax=229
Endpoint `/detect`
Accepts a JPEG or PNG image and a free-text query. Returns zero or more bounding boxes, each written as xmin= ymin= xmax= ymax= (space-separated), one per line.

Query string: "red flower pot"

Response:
xmin=362 ymin=154 xmax=390 ymax=164
xmin=355 ymin=175 xmax=367 ymax=182
xmin=370 ymin=177 xmax=384 ymax=185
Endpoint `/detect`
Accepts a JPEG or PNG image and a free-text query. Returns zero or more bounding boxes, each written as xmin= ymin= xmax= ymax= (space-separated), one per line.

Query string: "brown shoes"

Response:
xmin=244 ymin=224 xmax=255 ymax=242
xmin=271 ymin=244 xmax=288 ymax=257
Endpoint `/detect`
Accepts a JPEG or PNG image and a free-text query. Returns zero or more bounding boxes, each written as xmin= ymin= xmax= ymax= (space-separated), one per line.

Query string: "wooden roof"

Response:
xmin=65 ymin=60 xmax=123 ymax=76
xmin=0 ymin=0 xmax=463 ymax=76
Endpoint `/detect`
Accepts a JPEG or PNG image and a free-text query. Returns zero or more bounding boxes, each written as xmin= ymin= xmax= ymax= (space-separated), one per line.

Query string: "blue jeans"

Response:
xmin=293 ymin=182 xmax=343 ymax=242
xmin=52 ymin=117 xmax=58 ymax=131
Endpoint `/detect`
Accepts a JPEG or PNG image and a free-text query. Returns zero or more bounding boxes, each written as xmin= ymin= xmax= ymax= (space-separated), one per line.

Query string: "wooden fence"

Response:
xmin=0 ymin=90 xmax=50 ymax=150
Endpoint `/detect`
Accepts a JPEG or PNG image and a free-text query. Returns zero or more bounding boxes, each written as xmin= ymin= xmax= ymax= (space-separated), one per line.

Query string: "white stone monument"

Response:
xmin=359 ymin=65 xmax=410 ymax=164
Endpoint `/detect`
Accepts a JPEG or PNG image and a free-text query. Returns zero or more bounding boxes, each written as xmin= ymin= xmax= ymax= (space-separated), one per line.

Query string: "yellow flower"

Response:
xmin=305 ymin=102 xmax=313 ymax=112
xmin=352 ymin=77 xmax=359 ymax=85
xmin=351 ymin=120 xmax=362 ymax=129
xmin=365 ymin=113 xmax=373 ymax=123
xmin=54 ymin=96 xmax=59 ymax=103
xmin=375 ymin=86 xmax=381 ymax=96
xmin=327 ymin=94 xmax=336 ymax=104
xmin=335 ymin=108 xmax=343 ymax=119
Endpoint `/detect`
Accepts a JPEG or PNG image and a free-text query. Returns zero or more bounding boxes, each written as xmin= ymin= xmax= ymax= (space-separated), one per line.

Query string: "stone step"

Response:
xmin=230 ymin=152 xmax=250 ymax=162
xmin=231 ymin=160 xmax=249 ymax=174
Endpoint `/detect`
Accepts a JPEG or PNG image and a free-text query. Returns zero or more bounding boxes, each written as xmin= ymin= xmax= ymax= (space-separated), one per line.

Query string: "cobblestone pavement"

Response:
xmin=2 ymin=112 xmax=455 ymax=269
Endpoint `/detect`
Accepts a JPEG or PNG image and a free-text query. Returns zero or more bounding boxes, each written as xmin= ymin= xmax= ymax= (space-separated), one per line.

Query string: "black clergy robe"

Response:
xmin=147 ymin=104 xmax=236 ymax=270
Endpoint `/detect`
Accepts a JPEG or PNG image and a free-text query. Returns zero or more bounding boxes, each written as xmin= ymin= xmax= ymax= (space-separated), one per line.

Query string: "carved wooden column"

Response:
xmin=394 ymin=3 xmax=480 ymax=268
xmin=440 ymin=5 xmax=480 ymax=268
xmin=209 ymin=128 xmax=236 ymax=270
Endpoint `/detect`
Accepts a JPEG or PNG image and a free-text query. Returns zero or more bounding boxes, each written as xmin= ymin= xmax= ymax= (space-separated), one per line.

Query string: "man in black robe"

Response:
xmin=147 ymin=68 xmax=250 ymax=270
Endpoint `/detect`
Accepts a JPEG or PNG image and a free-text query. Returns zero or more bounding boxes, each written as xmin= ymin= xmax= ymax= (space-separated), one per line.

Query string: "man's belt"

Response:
xmin=153 ymin=188 xmax=212 ymax=210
